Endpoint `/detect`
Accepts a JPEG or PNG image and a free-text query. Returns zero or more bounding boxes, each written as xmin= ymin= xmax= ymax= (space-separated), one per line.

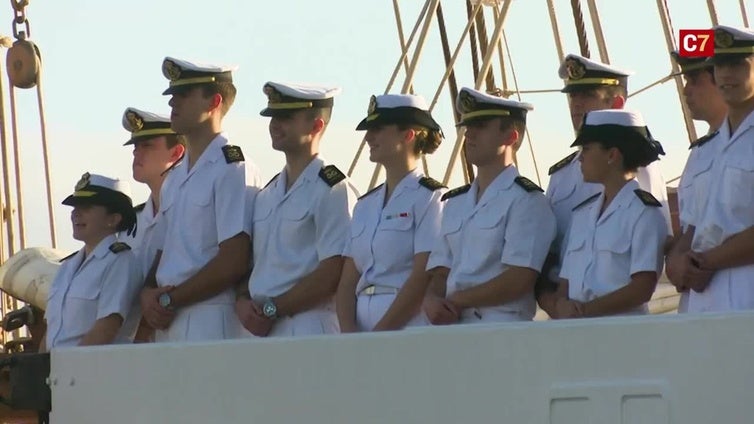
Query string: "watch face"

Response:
xmin=263 ymin=302 xmax=276 ymax=318
xmin=158 ymin=293 xmax=171 ymax=308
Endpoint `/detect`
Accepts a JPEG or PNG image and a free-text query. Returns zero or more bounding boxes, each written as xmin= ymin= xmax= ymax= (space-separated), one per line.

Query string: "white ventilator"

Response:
xmin=0 ymin=247 xmax=66 ymax=310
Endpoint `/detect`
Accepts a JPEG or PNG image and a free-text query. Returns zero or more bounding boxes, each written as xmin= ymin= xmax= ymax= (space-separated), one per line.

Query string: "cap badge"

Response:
xmin=263 ymin=84 xmax=283 ymax=103
xmin=367 ymin=95 xmax=378 ymax=115
xmin=75 ymin=172 xmax=90 ymax=191
xmin=459 ymin=90 xmax=476 ymax=113
xmin=126 ymin=112 xmax=144 ymax=132
xmin=163 ymin=60 xmax=182 ymax=81
xmin=715 ymin=29 xmax=734 ymax=48
xmin=565 ymin=58 xmax=587 ymax=79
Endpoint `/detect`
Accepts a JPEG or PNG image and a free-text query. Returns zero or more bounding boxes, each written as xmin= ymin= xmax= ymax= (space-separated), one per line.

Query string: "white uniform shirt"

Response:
xmin=546 ymin=153 xmax=672 ymax=258
xmin=156 ymin=133 xmax=260 ymax=307
xmin=688 ymin=111 xmax=754 ymax=312
xmin=249 ymin=156 xmax=358 ymax=299
xmin=125 ymin=199 xmax=160 ymax=277
xmin=677 ymin=132 xmax=721 ymax=231
xmin=45 ymin=234 xmax=142 ymax=348
xmin=344 ymin=170 xmax=444 ymax=293
xmin=426 ymin=166 xmax=556 ymax=321
xmin=559 ymin=180 xmax=668 ymax=315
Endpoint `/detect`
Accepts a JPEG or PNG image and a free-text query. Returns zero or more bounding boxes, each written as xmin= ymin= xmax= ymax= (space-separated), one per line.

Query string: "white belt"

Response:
xmin=358 ymin=285 xmax=399 ymax=296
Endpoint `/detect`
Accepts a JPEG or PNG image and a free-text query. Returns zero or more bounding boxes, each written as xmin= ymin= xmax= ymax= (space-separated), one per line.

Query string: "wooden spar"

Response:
xmin=741 ymin=0 xmax=750 ymax=27
xmin=546 ymin=0 xmax=566 ymax=64
xmin=655 ymin=0 xmax=698 ymax=143
xmin=586 ymin=0 xmax=610 ymax=63
xmin=432 ymin=1 xmax=482 ymax=185
xmin=36 ymin=72 xmax=57 ymax=248
xmin=706 ymin=0 xmax=719 ymax=26
xmin=474 ymin=7 xmax=495 ymax=92
xmin=7 ymin=78 xmax=24 ymax=251
xmin=0 ymin=52 xmax=14 ymax=257
xmin=368 ymin=0 xmax=441 ymax=190
xmin=474 ymin=1 xmax=512 ymax=92
xmin=347 ymin=0 xmax=431 ymax=178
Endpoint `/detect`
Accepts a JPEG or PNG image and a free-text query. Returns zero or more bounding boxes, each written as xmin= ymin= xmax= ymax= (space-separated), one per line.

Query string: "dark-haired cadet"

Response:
xmin=556 ymin=110 xmax=668 ymax=317
xmin=336 ymin=94 xmax=445 ymax=332
xmin=44 ymin=173 xmax=142 ymax=349
xmin=424 ymin=88 xmax=556 ymax=325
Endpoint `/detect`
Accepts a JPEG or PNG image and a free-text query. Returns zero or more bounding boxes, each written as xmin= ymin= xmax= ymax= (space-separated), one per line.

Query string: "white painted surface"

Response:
xmin=50 ymin=312 xmax=754 ymax=424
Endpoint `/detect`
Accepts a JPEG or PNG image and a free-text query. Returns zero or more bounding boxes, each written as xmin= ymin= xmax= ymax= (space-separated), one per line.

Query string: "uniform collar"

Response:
xmin=390 ymin=168 xmax=423 ymax=201
xmin=93 ymin=233 xmax=119 ymax=258
xmin=276 ymin=155 xmax=326 ymax=197
xmin=470 ymin=165 xmax=518 ymax=210
xmin=180 ymin=133 xmax=229 ymax=178
xmin=596 ymin=179 xmax=639 ymax=225
xmin=721 ymin=109 xmax=754 ymax=148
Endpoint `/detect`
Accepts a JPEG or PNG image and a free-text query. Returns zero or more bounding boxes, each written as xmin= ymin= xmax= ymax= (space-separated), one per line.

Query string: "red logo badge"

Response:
xmin=679 ymin=29 xmax=715 ymax=58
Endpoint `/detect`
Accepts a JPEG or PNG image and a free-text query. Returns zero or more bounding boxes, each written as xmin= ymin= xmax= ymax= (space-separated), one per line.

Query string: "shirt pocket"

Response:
xmin=593 ymin=227 xmax=632 ymax=296
xmin=469 ymin=208 xmax=506 ymax=256
xmin=722 ymin=157 xmax=754 ymax=223
xmin=440 ymin=214 xmax=463 ymax=260
xmin=280 ymin=197 xmax=313 ymax=248
xmin=375 ymin=214 xmax=414 ymax=269
xmin=65 ymin=277 xmax=102 ymax=329
xmin=186 ymin=188 xmax=215 ymax=248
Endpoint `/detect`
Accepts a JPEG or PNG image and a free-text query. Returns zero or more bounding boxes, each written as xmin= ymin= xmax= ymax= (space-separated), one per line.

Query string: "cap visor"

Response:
xmin=355 ymin=118 xmax=371 ymax=131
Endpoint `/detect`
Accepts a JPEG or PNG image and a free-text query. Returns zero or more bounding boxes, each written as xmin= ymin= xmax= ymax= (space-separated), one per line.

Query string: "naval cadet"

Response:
xmin=44 ymin=173 xmax=142 ymax=350
xmin=120 ymin=107 xmax=185 ymax=343
xmin=556 ymin=110 xmax=668 ymax=317
xmin=237 ymin=82 xmax=358 ymax=337
xmin=682 ymin=25 xmax=754 ymax=312
xmin=538 ymin=54 xmax=671 ymax=317
xmin=664 ymin=49 xmax=727 ymax=313
xmin=423 ymin=88 xmax=556 ymax=325
xmin=141 ymin=57 xmax=261 ymax=342
xmin=335 ymin=94 xmax=444 ymax=332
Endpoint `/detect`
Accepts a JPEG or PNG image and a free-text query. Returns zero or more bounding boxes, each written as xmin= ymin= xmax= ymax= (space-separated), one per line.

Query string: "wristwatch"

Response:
xmin=262 ymin=299 xmax=278 ymax=319
xmin=158 ymin=292 xmax=173 ymax=309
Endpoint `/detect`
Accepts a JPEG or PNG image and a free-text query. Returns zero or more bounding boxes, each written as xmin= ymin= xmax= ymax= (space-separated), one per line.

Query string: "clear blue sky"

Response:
xmin=3 ymin=0 xmax=750 ymax=252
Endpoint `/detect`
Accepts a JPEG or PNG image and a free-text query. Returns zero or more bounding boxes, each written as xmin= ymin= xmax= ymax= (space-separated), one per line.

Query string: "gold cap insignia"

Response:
xmin=367 ymin=95 xmax=378 ymax=115
xmin=263 ymin=84 xmax=283 ymax=103
xmin=459 ymin=90 xmax=476 ymax=113
xmin=126 ymin=112 xmax=144 ymax=132
xmin=715 ymin=29 xmax=734 ymax=48
xmin=75 ymin=172 xmax=90 ymax=191
xmin=163 ymin=60 xmax=182 ymax=81
xmin=565 ymin=58 xmax=587 ymax=79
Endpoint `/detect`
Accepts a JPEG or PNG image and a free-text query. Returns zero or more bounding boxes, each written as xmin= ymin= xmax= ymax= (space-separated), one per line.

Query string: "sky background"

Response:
xmin=0 ymin=0 xmax=750 ymax=253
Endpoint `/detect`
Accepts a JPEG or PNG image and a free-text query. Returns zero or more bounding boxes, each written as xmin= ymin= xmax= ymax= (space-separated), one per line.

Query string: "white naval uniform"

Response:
xmin=688 ymin=112 xmax=754 ymax=312
xmin=426 ymin=166 xmax=556 ymax=324
xmin=154 ymin=133 xmax=261 ymax=342
xmin=45 ymin=234 xmax=142 ymax=348
xmin=248 ymin=156 xmax=358 ymax=337
xmin=344 ymin=170 xmax=443 ymax=331
xmin=675 ymin=131 xmax=721 ymax=312
xmin=559 ymin=180 xmax=668 ymax=315
xmin=546 ymin=153 xmax=671 ymax=273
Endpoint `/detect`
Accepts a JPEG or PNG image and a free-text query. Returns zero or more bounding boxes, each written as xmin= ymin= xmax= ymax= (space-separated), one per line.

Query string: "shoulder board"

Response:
xmin=633 ymin=189 xmax=661 ymax=207
xmin=263 ymin=173 xmax=279 ymax=189
xmin=572 ymin=192 xmax=601 ymax=211
xmin=514 ymin=176 xmax=544 ymax=193
xmin=358 ymin=183 xmax=384 ymax=200
xmin=109 ymin=242 xmax=132 ymax=254
xmin=133 ymin=202 xmax=146 ymax=213
xmin=318 ymin=165 xmax=346 ymax=187
xmin=59 ymin=251 xmax=77 ymax=263
xmin=418 ymin=176 xmax=446 ymax=191
xmin=441 ymin=184 xmax=471 ymax=201
xmin=221 ymin=145 xmax=245 ymax=163
xmin=689 ymin=130 xmax=719 ymax=150
xmin=548 ymin=151 xmax=578 ymax=175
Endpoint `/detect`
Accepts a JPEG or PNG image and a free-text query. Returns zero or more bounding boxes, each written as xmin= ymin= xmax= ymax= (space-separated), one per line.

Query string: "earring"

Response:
xmin=607 ymin=160 xmax=612 ymax=165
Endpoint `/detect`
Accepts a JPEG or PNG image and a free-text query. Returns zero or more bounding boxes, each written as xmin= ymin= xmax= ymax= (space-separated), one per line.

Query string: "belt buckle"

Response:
xmin=363 ymin=285 xmax=376 ymax=296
